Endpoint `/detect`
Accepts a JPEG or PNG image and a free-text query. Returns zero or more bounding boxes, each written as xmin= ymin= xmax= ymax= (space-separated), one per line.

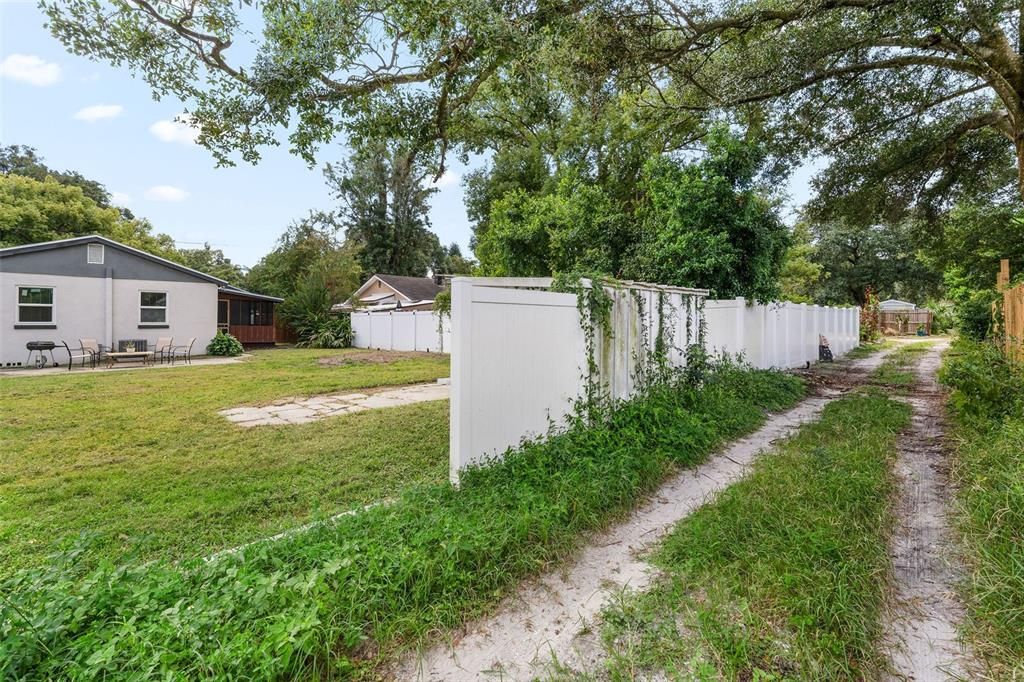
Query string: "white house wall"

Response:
xmin=110 ymin=279 xmax=217 ymax=354
xmin=0 ymin=271 xmax=217 ymax=367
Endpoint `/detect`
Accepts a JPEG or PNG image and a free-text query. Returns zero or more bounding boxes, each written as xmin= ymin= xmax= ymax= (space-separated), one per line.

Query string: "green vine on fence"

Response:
xmin=553 ymin=273 xmax=711 ymax=416
xmin=553 ymin=271 xmax=615 ymax=414
xmin=433 ymin=287 xmax=452 ymax=350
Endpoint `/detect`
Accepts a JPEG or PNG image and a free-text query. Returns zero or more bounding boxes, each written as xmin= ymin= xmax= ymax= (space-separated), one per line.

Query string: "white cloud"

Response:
xmin=144 ymin=185 xmax=189 ymax=202
xmin=0 ymin=54 xmax=61 ymax=86
xmin=111 ymin=191 xmax=131 ymax=205
xmin=73 ymin=104 xmax=124 ymax=122
xmin=149 ymin=114 xmax=199 ymax=144
xmin=430 ymin=170 xmax=461 ymax=189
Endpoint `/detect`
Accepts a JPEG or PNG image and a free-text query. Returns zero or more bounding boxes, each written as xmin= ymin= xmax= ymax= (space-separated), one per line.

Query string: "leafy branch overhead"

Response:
xmin=43 ymin=1 xmax=1024 ymax=210
xmin=43 ymin=0 xmax=575 ymax=168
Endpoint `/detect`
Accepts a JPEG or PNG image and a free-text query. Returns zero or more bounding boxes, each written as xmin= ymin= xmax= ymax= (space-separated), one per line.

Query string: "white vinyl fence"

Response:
xmin=350 ymin=310 xmax=451 ymax=352
xmin=449 ymin=277 xmax=707 ymax=483
xmin=703 ymin=298 xmax=859 ymax=369
xmin=448 ymin=280 xmax=862 ymax=483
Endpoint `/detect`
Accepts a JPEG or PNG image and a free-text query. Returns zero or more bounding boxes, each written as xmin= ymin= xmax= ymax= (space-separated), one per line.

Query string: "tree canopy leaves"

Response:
xmin=0 ymin=174 xmax=178 ymax=258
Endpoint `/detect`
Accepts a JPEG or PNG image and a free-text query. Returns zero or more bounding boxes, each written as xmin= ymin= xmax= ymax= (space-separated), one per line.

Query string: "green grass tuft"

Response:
xmin=598 ymin=390 xmax=912 ymax=680
xmin=939 ymin=339 xmax=1024 ymax=677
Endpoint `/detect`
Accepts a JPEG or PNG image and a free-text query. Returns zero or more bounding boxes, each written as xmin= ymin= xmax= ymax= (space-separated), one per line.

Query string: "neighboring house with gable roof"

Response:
xmin=332 ymin=273 xmax=444 ymax=313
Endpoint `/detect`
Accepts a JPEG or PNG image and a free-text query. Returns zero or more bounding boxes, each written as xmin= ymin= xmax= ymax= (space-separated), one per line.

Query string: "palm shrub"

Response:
xmin=206 ymin=331 xmax=243 ymax=356
xmin=279 ymin=270 xmax=353 ymax=348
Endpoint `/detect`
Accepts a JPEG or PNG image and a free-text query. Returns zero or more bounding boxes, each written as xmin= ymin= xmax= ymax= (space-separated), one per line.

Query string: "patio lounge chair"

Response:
xmin=62 ymin=339 xmax=99 ymax=370
xmin=154 ymin=336 xmax=174 ymax=364
xmin=168 ymin=337 xmax=196 ymax=365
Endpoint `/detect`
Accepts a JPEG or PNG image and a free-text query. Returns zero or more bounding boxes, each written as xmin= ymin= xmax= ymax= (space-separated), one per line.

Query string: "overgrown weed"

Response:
xmin=939 ymin=339 xmax=1024 ymax=677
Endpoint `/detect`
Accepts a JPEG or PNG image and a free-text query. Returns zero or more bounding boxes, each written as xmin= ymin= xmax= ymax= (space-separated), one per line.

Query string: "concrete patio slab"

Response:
xmin=219 ymin=382 xmax=449 ymax=427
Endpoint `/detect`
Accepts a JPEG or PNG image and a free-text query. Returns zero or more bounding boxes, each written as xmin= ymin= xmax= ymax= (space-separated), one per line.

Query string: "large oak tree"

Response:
xmin=44 ymin=2 xmax=1024 ymax=205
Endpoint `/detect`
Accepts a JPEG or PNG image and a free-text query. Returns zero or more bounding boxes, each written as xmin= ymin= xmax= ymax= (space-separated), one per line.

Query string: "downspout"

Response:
xmin=105 ymin=267 xmax=114 ymax=350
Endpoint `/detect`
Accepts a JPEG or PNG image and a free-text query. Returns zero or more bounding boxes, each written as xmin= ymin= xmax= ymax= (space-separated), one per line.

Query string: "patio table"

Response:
xmin=105 ymin=351 xmax=155 ymax=368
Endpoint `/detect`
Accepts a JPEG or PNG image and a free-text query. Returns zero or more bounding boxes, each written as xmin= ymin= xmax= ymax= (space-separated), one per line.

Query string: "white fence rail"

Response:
xmin=703 ymin=298 xmax=859 ymax=369
xmin=350 ymin=310 xmax=451 ymax=353
xmin=449 ymin=277 xmax=707 ymax=483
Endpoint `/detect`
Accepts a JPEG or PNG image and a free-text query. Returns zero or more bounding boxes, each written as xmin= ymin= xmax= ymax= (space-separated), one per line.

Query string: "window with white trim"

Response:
xmin=140 ymin=291 xmax=167 ymax=324
xmin=17 ymin=286 xmax=54 ymax=324
xmin=87 ymin=243 xmax=104 ymax=264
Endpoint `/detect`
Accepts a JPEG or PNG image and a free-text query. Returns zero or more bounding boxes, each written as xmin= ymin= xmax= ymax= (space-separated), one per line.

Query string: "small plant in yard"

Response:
xmin=206 ymin=330 xmax=243 ymax=356
xmin=0 ymin=360 xmax=803 ymax=678
xmin=279 ymin=269 xmax=354 ymax=348
xmin=298 ymin=313 xmax=353 ymax=349
xmin=860 ymin=287 xmax=882 ymax=342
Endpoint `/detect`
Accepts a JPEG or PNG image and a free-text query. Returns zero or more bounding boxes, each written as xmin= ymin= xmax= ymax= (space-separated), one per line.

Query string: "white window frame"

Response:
xmin=15 ymin=285 xmax=56 ymax=326
xmin=87 ymin=243 xmax=104 ymax=264
xmin=139 ymin=290 xmax=169 ymax=326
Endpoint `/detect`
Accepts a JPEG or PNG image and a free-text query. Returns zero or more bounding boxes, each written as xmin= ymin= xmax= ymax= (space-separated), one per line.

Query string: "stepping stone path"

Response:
xmin=218 ymin=381 xmax=449 ymax=426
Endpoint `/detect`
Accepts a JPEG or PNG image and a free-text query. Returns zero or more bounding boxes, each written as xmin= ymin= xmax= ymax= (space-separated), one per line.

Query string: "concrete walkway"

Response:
xmin=219 ymin=381 xmax=450 ymax=426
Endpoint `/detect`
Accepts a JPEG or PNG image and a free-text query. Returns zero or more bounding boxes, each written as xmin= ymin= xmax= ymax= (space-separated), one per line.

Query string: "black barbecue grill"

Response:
xmin=25 ymin=341 xmax=57 ymax=368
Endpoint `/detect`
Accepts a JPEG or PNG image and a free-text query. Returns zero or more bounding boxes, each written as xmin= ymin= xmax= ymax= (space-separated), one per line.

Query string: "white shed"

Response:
xmin=878 ymin=299 xmax=917 ymax=311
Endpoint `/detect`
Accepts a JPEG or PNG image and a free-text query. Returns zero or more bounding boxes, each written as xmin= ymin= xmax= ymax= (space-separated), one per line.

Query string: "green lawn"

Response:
xmin=0 ymin=348 xmax=450 ymax=576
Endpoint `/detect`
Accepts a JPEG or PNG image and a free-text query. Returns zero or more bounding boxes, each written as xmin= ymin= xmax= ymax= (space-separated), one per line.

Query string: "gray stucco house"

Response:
xmin=0 ymin=235 xmax=281 ymax=368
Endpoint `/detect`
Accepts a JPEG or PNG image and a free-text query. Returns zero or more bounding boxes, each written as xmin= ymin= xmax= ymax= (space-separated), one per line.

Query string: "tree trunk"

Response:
xmin=1017 ymin=132 xmax=1024 ymax=202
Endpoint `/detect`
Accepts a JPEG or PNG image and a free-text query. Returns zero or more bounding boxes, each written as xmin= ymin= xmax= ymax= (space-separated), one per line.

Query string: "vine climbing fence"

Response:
xmin=448 ymin=277 xmax=706 ymax=483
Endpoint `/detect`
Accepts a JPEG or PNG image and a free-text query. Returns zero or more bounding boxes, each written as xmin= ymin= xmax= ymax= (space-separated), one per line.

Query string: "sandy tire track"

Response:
xmin=882 ymin=340 xmax=978 ymax=681
xmin=393 ymin=348 xmax=897 ymax=681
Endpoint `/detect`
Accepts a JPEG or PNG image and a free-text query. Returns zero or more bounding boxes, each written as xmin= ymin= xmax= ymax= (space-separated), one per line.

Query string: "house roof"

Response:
xmin=370 ymin=274 xmax=443 ymax=302
xmin=0 ymin=235 xmax=229 ymax=286
xmin=879 ymin=299 xmax=917 ymax=309
xmin=218 ymin=284 xmax=284 ymax=303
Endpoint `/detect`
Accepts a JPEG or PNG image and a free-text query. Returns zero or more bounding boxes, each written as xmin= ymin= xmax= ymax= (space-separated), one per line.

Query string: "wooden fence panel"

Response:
xmin=879 ymin=310 xmax=933 ymax=335
xmin=1005 ymin=284 xmax=1024 ymax=362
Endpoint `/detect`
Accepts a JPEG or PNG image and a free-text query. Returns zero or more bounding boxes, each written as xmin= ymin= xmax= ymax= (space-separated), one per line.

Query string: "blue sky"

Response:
xmin=0 ymin=1 xmax=476 ymax=268
xmin=1 ymin=1 xmax=816 ymax=269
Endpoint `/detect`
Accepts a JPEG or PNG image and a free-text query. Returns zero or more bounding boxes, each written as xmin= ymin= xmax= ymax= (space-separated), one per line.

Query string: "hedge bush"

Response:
xmin=206 ymin=331 xmax=244 ymax=356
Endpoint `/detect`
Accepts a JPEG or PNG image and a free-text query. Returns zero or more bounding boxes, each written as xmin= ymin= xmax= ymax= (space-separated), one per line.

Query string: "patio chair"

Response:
xmin=168 ymin=337 xmax=196 ymax=365
xmin=154 ymin=336 xmax=174 ymax=364
xmin=63 ymin=339 xmax=98 ymax=370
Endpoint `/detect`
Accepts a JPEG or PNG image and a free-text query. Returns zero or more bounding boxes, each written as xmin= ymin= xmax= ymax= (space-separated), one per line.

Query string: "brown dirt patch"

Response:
xmin=316 ymin=350 xmax=434 ymax=367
